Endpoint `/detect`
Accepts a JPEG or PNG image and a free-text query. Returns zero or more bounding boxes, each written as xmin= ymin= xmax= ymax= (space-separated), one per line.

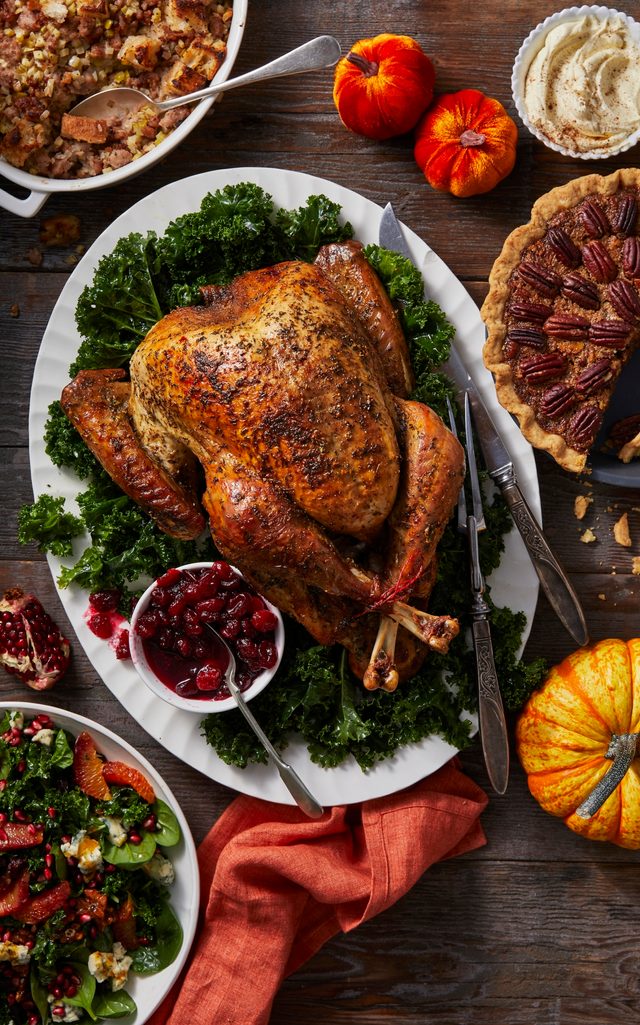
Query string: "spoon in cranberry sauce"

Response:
xmin=202 ymin=623 xmax=324 ymax=819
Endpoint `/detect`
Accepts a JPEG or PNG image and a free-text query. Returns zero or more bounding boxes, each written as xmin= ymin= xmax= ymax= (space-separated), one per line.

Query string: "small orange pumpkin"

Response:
xmin=414 ymin=88 xmax=517 ymax=197
xmin=333 ymin=33 xmax=435 ymax=141
xmin=517 ymin=638 xmax=640 ymax=849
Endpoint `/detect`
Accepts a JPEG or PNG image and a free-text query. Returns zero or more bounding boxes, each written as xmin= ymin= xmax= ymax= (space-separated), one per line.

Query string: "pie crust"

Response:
xmin=482 ymin=169 xmax=640 ymax=473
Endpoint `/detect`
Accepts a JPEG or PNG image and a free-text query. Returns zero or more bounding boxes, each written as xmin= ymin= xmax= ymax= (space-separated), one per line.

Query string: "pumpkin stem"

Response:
xmin=575 ymin=732 xmax=640 ymax=819
xmin=460 ymin=129 xmax=487 ymax=148
xmin=346 ymin=51 xmax=379 ymax=78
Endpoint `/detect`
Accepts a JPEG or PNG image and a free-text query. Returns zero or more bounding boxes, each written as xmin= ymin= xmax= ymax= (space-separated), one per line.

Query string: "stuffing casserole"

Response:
xmin=0 ymin=0 xmax=232 ymax=178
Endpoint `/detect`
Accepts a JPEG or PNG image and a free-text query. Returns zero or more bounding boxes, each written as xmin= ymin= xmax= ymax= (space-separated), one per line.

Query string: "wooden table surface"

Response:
xmin=2 ymin=1 xmax=640 ymax=1022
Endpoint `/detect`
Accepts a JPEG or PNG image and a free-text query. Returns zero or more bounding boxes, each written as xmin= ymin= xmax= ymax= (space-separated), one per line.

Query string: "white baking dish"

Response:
xmin=0 ymin=0 xmax=248 ymax=218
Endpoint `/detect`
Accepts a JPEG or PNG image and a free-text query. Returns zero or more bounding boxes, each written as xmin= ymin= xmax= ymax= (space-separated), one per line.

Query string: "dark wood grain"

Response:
xmin=2 ymin=1 xmax=640 ymax=1023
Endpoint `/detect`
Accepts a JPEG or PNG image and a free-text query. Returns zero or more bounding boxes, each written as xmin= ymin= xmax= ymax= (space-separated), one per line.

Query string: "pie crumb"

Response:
xmin=580 ymin=527 xmax=597 ymax=543
xmin=598 ymin=593 xmax=606 ymax=600
xmin=613 ymin=512 xmax=632 ymax=548
xmin=574 ymin=495 xmax=593 ymax=520
xmin=632 ymin=556 xmax=640 ymax=575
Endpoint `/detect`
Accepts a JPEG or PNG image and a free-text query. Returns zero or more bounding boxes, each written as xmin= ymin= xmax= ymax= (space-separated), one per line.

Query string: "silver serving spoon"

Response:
xmin=69 ymin=34 xmax=341 ymax=120
xmin=205 ymin=625 xmax=324 ymax=819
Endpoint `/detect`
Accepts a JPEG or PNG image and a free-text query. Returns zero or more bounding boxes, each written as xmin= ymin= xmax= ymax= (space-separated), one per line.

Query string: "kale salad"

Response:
xmin=0 ymin=709 xmax=182 ymax=1025
xmin=19 ymin=182 xmax=546 ymax=770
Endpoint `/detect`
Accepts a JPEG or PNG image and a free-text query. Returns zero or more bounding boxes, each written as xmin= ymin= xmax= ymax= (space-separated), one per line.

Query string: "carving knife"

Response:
xmin=378 ymin=202 xmax=589 ymax=647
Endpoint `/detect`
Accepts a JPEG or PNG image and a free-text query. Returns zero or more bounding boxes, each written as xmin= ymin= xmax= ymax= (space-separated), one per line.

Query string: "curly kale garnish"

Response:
xmin=18 ymin=494 xmax=84 ymax=558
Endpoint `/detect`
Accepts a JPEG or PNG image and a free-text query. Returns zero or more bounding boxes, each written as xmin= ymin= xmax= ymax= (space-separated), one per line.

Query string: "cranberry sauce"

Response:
xmin=134 ymin=563 xmax=280 ymax=702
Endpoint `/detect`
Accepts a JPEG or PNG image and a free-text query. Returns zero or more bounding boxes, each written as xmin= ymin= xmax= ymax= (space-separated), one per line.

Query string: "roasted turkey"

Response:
xmin=62 ymin=242 xmax=464 ymax=690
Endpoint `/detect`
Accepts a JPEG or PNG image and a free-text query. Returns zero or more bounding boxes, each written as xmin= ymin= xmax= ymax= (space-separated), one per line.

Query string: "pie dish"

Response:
xmin=482 ymin=168 xmax=640 ymax=473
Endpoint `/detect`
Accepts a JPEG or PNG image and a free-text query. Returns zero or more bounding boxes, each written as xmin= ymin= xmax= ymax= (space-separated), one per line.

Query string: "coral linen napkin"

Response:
xmin=149 ymin=758 xmax=487 ymax=1025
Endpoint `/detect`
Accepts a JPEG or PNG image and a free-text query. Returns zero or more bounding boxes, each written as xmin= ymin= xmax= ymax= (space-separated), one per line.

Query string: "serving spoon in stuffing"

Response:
xmin=204 ymin=624 xmax=325 ymax=819
xmin=68 ymin=34 xmax=341 ymax=120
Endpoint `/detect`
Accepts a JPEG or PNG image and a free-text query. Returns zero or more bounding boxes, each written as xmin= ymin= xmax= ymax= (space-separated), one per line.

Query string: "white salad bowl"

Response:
xmin=0 ymin=700 xmax=199 ymax=1025
xmin=0 ymin=0 xmax=247 ymax=218
xmin=129 ymin=562 xmax=285 ymax=714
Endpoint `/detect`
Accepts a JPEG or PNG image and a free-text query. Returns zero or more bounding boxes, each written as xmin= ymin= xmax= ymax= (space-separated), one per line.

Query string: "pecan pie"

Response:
xmin=482 ymin=169 xmax=640 ymax=472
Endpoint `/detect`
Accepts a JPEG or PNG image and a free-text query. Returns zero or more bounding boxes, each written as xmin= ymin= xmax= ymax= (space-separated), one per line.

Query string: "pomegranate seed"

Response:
xmin=52 ymin=1007 xmax=65 ymax=1018
xmin=142 ymin=814 xmax=157 ymax=831
xmin=13 ymin=809 xmax=27 ymax=821
xmin=88 ymin=612 xmax=113 ymax=639
xmin=0 ymin=813 xmax=6 ymax=825
xmin=45 ymin=853 xmax=54 ymax=866
xmin=16 ymin=760 xmax=26 ymax=773
xmin=47 ymin=806 xmax=57 ymax=818
xmin=27 ymin=822 xmax=37 ymax=835
xmin=78 ymin=913 xmax=92 ymax=924
xmin=44 ymin=868 xmax=53 ymax=880
xmin=128 ymin=832 xmax=142 ymax=845
xmin=65 ymin=985 xmax=78 ymax=998
xmin=251 ymin=609 xmax=278 ymax=633
xmin=51 ymin=987 xmax=63 ymax=999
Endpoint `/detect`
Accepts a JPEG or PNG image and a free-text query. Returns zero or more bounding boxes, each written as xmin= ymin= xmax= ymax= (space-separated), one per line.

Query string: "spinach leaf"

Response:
xmin=92 ymin=990 xmax=137 ymax=1019
xmin=64 ymin=963 xmax=97 ymax=1020
xmin=102 ymin=830 xmax=157 ymax=866
xmin=129 ymin=903 xmax=183 ymax=975
xmin=153 ymin=799 xmax=180 ymax=847
xmin=51 ymin=729 xmax=74 ymax=769
xmin=29 ymin=968 xmax=50 ymax=1025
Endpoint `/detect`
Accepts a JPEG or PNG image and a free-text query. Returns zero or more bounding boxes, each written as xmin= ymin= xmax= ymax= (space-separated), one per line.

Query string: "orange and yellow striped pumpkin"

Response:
xmin=517 ymin=638 xmax=640 ymax=849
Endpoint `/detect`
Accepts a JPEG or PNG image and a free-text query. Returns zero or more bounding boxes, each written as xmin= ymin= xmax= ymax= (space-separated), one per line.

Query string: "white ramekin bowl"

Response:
xmin=129 ymin=561 xmax=285 ymax=714
xmin=0 ymin=0 xmax=247 ymax=218
xmin=512 ymin=5 xmax=640 ymax=160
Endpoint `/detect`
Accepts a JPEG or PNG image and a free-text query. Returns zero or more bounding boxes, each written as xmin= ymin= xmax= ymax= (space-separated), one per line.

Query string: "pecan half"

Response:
xmin=581 ymin=241 xmax=617 ymax=283
xmin=575 ymin=357 xmax=614 ymax=396
xmin=579 ymin=199 xmax=609 ymax=238
xmin=518 ymin=261 xmax=561 ymax=297
xmin=608 ymin=413 xmax=640 ymax=448
xmin=609 ymin=279 xmax=640 ymax=322
xmin=589 ymin=319 xmax=631 ymax=348
xmin=561 ymin=273 xmax=600 ymax=310
xmin=520 ymin=351 xmax=567 ymax=384
xmin=611 ymin=193 xmax=637 ymax=236
xmin=539 ymin=383 xmax=577 ymax=418
xmin=506 ymin=327 xmax=546 ymax=349
xmin=547 ymin=227 xmax=581 ymax=268
xmin=543 ymin=313 xmax=590 ymax=341
xmin=622 ymin=237 xmax=640 ymax=278
xmin=503 ymin=339 xmax=520 ymax=360
xmin=508 ymin=300 xmax=553 ymax=323
xmin=570 ymin=405 xmax=601 ymax=449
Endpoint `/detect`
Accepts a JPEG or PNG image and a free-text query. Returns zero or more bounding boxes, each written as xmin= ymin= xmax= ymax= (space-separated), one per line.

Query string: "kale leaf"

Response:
xmin=17 ymin=494 xmax=84 ymax=557
xmin=277 ymin=194 xmax=353 ymax=262
xmin=57 ymin=472 xmax=214 ymax=594
xmin=73 ymin=232 xmax=164 ymax=374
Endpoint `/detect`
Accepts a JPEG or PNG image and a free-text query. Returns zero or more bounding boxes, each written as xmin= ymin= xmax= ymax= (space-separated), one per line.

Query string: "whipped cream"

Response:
xmin=523 ymin=13 xmax=640 ymax=154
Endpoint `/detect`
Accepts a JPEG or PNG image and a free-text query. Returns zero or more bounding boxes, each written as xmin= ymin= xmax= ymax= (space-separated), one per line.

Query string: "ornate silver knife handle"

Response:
xmin=490 ymin=465 xmax=589 ymax=647
xmin=472 ymin=611 xmax=509 ymax=795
